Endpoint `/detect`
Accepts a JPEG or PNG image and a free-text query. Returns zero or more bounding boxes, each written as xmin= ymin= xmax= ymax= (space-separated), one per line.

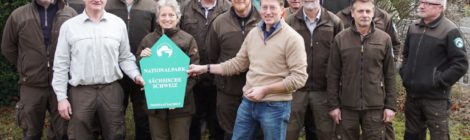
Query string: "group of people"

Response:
xmin=1 ymin=0 xmax=468 ymax=140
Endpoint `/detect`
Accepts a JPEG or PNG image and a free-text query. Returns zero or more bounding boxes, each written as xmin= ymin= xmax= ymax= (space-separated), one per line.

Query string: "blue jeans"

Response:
xmin=232 ymin=97 xmax=291 ymax=140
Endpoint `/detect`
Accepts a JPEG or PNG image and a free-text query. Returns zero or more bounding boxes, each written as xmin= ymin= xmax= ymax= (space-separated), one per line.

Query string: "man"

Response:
xmin=105 ymin=0 xmax=156 ymax=139
xmin=336 ymin=0 xmax=401 ymax=61
xmin=52 ymin=0 xmax=145 ymax=139
xmin=1 ymin=0 xmax=76 ymax=139
xmin=206 ymin=0 xmax=261 ymax=139
xmin=400 ymin=0 xmax=468 ymax=139
xmin=283 ymin=0 xmax=301 ymax=17
xmin=285 ymin=0 xmax=343 ymax=139
xmin=189 ymin=0 xmax=307 ymax=139
xmin=327 ymin=0 xmax=396 ymax=139
xmin=336 ymin=1 xmax=401 ymax=139
xmin=322 ymin=0 xmax=351 ymax=14
xmin=180 ymin=0 xmax=230 ymax=139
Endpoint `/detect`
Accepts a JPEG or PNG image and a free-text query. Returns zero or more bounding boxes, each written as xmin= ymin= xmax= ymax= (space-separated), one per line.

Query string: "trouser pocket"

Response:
xmin=15 ymin=102 xmax=26 ymax=129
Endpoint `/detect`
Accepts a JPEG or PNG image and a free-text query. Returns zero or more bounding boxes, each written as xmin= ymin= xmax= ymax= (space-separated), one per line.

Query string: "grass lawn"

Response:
xmin=1 ymin=82 xmax=469 ymax=139
xmin=1 ymin=104 xmax=468 ymax=140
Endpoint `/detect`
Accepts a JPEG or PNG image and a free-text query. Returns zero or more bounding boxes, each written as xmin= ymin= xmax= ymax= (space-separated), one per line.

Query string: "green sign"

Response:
xmin=140 ymin=34 xmax=189 ymax=109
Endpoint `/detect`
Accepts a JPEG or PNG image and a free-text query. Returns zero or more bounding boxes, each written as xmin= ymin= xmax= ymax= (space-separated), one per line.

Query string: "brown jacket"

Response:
xmin=337 ymin=6 xmax=401 ymax=56
xmin=286 ymin=7 xmax=343 ymax=91
xmin=206 ymin=7 xmax=261 ymax=96
xmin=180 ymin=0 xmax=230 ymax=86
xmin=106 ymin=0 xmax=157 ymax=54
xmin=327 ymin=22 xmax=396 ymax=111
xmin=180 ymin=0 xmax=230 ymax=65
xmin=136 ymin=26 xmax=200 ymax=117
xmin=1 ymin=0 xmax=77 ymax=87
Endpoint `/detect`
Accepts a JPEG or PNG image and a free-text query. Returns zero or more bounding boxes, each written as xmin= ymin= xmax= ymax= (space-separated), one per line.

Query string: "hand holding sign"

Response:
xmin=187 ymin=64 xmax=207 ymax=77
xmin=134 ymin=75 xmax=145 ymax=90
xmin=140 ymin=48 xmax=152 ymax=57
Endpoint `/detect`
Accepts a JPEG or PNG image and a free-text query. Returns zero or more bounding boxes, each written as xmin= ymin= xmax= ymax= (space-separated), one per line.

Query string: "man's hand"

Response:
xmin=58 ymin=100 xmax=72 ymax=120
xmin=329 ymin=108 xmax=342 ymax=124
xmin=383 ymin=109 xmax=396 ymax=123
xmin=244 ymin=86 xmax=267 ymax=101
xmin=134 ymin=75 xmax=145 ymax=91
xmin=187 ymin=64 xmax=207 ymax=77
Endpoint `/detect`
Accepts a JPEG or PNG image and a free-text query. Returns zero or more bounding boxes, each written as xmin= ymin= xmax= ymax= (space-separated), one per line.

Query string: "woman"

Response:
xmin=136 ymin=0 xmax=199 ymax=139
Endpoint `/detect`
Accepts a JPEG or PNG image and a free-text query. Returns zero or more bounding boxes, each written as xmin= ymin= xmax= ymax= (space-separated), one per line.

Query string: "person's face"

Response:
xmin=417 ymin=0 xmax=443 ymax=19
xmin=288 ymin=0 xmax=301 ymax=10
xmin=260 ymin=0 xmax=282 ymax=27
xmin=158 ymin=6 xmax=178 ymax=29
xmin=83 ymin=0 xmax=107 ymax=12
xmin=351 ymin=1 xmax=374 ymax=28
xmin=302 ymin=0 xmax=319 ymax=11
xmin=232 ymin=0 xmax=251 ymax=14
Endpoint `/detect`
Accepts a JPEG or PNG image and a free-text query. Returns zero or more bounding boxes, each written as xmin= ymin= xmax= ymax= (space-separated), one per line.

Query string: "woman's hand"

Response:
xmin=140 ymin=48 xmax=152 ymax=57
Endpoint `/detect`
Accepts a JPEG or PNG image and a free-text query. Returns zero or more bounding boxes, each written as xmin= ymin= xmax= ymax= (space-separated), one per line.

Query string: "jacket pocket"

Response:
xmin=432 ymin=67 xmax=444 ymax=89
xmin=18 ymin=55 xmax=26 ymax=81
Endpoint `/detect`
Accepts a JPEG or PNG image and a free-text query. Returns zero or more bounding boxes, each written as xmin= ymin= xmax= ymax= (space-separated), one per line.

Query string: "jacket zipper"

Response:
xmin=127 ymin=5 xmax=132 ymax=33
xmin=44 ymin=7 xmax=48 ymax=27
xmin=46 ymin=9 xmax=61 ymax=83
xmin=310 ymin=28 xmax=314 ymax=84
xmin=410 ymin=28 xmax=427 ymax=94
xmin=241 ymin=20 xmax=245 ymax=35
xmin=360 ymin=36 xmax=367 ymax=110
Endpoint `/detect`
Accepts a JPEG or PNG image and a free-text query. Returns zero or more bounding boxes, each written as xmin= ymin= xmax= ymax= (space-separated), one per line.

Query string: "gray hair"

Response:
xmin=435 ymin=0 xmax=447 ymax=9
xmin=155 ymin=0 xmax=182 ymax=20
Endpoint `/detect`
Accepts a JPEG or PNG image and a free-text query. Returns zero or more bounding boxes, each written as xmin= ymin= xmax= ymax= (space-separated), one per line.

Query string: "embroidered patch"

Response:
xmin=454 ymin=37 xmax=464 ymax=48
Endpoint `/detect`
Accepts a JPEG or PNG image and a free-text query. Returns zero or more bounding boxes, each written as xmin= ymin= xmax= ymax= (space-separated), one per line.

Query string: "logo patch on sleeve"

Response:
xmin=454 ymin=37 xmax=464 ymax=48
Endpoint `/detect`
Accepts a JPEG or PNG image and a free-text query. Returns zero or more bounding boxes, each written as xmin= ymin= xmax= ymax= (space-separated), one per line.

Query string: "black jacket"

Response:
xmin=400 ymin=14 xmax=468 ymax=99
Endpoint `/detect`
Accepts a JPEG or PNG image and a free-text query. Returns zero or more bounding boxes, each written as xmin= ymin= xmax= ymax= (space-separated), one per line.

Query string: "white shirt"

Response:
xmin=52 ymin=11 xmax=140 ymax=101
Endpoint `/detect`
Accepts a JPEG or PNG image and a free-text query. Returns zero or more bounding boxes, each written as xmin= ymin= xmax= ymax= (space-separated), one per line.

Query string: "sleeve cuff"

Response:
xmin=57 ymin=94 xmax=68 ymax=102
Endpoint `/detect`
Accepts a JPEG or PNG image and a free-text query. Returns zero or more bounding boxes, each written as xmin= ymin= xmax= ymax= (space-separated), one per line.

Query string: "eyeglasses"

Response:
xmin=418 ymin=1 xmax=442 ymax=7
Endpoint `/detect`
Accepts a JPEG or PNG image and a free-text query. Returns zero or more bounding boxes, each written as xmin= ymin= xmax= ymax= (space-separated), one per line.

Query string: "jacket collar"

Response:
xmin=350 ymin=19 xmax=376 ymax=37
xmin=295 ymin=7 xmax=331 ymax=27
xmin=416 ymin=13 xmax=444 ymax=29
xmin=257 ymin=20 xmax=284 ymax=40
xmin=155 ymin=25 xmax=180 ymax=37
xmin=120 ymin=0 xmax=140 ymax=4
xmin=192 ymin=0 xmax=229 ymax=16
xmin=230 ymin=6 xmax=260 ymax=23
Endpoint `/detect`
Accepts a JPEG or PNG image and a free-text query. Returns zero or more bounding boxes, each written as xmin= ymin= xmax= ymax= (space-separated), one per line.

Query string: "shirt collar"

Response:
xmin=198 ymin=0 xmax=217 ymax=10
xmin=79 ymin=10 xmax=109 ymax=23
xmin=303 ymin=8 xmax=321 ymax=23
xmin=262 ymin=21 xmax=281 ymax=32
